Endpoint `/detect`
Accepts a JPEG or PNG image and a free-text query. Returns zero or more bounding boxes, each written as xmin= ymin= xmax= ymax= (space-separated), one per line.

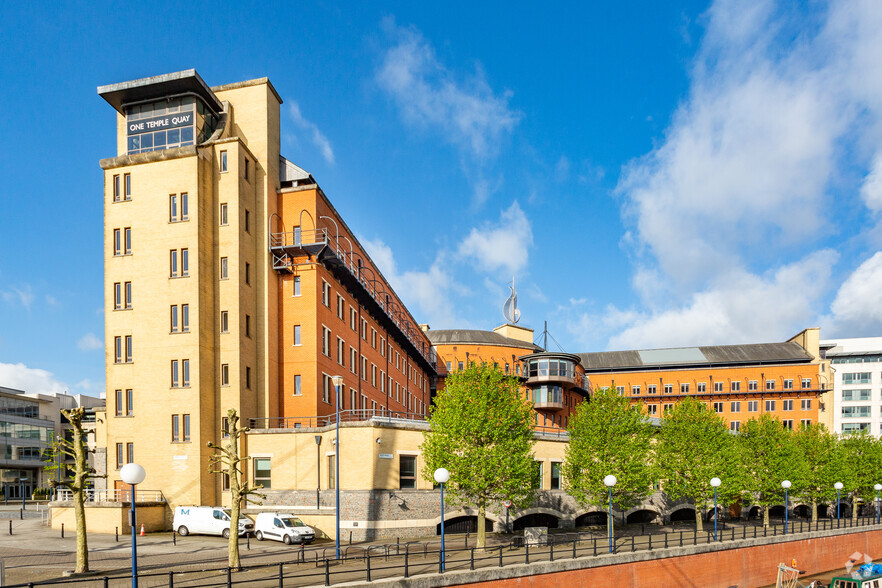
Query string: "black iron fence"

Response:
xmin=5 ymin=515 xmax=881 ymax=588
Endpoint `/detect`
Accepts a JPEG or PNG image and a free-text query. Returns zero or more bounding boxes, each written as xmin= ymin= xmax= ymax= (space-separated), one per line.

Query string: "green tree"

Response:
xmin=840 ymin=431 xmax=882 ymax=521
xmin=208 ymin=409 xmax=266 ymax=569
xmin=421 ymin=363 xmax=536 ymax=549
xmin=563 ymin=386 xmax=654 ymax=534
xmin=656 ymin=397 xmax=740 ymax=531
xmin=793 ymin=423 xmax=847 ymax=521
xmin=739 ymin=415 xmax=807 ymax=526
xmin=46 ymin=407 xmax=105 ymax=574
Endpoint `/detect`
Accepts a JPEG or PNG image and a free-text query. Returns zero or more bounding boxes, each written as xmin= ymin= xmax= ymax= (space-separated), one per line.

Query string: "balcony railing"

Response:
xmin=54 ymin=488 xmax=165 ymax=503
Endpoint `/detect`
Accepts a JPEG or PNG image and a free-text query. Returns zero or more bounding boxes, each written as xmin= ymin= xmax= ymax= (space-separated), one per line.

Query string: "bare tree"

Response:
xmin=46 ymin=407 xmax=105 ymax=574
xmin=208 ymin=408 xmax=265 ymax=569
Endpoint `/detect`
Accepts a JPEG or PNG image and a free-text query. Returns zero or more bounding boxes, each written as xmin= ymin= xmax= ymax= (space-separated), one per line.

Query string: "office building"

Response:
xmin=822 ymin=337 xmax=882 ymax=435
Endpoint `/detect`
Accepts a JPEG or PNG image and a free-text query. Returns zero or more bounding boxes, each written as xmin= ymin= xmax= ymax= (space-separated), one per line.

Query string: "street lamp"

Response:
xmin=332 ymin=375 xmax=344 ymax=560
xmin=873 ymin=484 xmax=882 ymax=525
xmin=710 ymin=477 xmax=721 ymax=541
xmin=781 ymin=480 xmax=792 ymax=534
xmin=604 ymin=475 xmax=617 ymax=554
xmin=835 ymin=482 xmax=844 ymax=520
xmin=120 ymin=463 xmax=146 ymax=588
xmin=315 ymin=435 xmax=322 ymax=509
xmin=434 ymin=468 xmax=450 ymax=572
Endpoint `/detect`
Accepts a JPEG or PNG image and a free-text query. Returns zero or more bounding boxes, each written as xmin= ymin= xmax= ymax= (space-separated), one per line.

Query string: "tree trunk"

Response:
xmin=73 ymin=421 xmax=89 ymax=573
xmin=763 ymin=504 xmax=770 ymax=527
xmin=811 ymin=499 xmax=817 ymax=523
xmin=852 ymin=494 xmax=859 ymax=522
xmin=477 ymin=505 xmax=486 ymax=550
xmin=228 ymin=422 xmax=241 ymax=570
xmin=695 ymin=504 xmax=704 ymax=532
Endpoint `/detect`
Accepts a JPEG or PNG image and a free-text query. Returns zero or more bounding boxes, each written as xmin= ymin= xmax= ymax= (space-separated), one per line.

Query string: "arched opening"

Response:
xmin=705 ymin=507 xmax=722 ymax=522
xmin=512 ymin=513 xmax=559 ymax=531
xmin=768 ymin=505 xmax=786 ymax=519
xmin=833 ymin=502 xmax=851 ymax=518
xmin=817 ymin=504 xmax=829 ymax=518
xmin=670 ymin=507 xmax=695 ymax=523
xmin=747 ymin=506 xmax=762 ymax=521
xmin=438 ymin=516 xmax=493 ymax=535
xmin=626 ymin=509 xmax=659 ymax=524
xmin=575 ymin=512 xmax=608 ymax=527
xmin=793 ymin=505 xmax=810 ymax=519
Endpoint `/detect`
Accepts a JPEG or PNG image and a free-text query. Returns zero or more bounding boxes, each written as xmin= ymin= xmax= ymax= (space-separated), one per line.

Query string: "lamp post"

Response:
xmin=604 ymin=475 xmax=617 ymax=554
xmin=19 ymin=477 xmax=25 ymax=509
xmin=873 ymin=484 xmax=882 ymax=525
xmin=332 ymin=375 xmax=344 ymax=560
xmin=315 ymin=435 xmax=322 ymax=509
xmin=710 ymin=477 xmax=721 ymax=541
xmin=120 ymin=463 xmax=146 ymax=588
xmin=434 ymin=468 xmax=450 ymax=572
xmin=781 ymin=480 xmax=791 ymax=534
xmin=835 ymin=482 xmax=844 ymax=520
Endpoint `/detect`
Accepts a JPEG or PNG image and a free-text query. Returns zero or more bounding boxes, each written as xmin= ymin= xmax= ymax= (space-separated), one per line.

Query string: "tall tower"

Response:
xmin=98 ymin=70 xmax=282 ymax=505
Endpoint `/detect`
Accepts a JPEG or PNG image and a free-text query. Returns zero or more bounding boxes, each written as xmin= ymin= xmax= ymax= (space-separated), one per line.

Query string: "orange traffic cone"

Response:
xmin=140 ymin=524 xmax=145 ymax=536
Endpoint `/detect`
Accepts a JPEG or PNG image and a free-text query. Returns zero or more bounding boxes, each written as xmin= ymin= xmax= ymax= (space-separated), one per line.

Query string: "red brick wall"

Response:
xmin=465 ymin=530 xmax=882 ymax=588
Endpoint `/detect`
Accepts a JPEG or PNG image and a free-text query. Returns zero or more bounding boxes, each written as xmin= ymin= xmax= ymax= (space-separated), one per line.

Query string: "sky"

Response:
xmin=2 ymin=0 xmax=882 ymax=399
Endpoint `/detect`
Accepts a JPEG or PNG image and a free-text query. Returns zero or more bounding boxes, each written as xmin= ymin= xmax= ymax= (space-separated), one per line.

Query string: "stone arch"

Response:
xmin=512 ymin=512 xmax=560 ymax=531
xmin=669 ymin=506 xmax=696 ymax=522
xmin=793 ymin=504 xmax=811 ymax=519
xmin=626 ymin=509 xmax=661 ymax=524
xmin=575 ymin=511 xmax=609 ymax=527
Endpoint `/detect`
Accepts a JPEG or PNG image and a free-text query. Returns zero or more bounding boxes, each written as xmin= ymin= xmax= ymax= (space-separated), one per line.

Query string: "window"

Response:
xmin=362 ymin=356 xmax=368 ymax=381
xmin=730 ymin=421 xmax=741 ymax=432
xmin=372 ymin=364 xmax=377 ymax=387
xmin=171 ymin=305 xmax=179 ymax=332
xmin=350 ymin=307 xmax=357 ymax=331
xmin=220 ymin=150 xmax=228 ymax=172
xmin=246 ymin=366 xmax=251 ymax=390
xmin=244 ymin=210 xmax=250 ymax=233
xmin=322 ymin=326 xmax=331 ymax=356
xmin=371 ymin=329 xmax=377 ymax=349
xmin=172 ymin=414 xmax=180 ymax=442
xmin=783 ymin=399 xmax=794 ymax=411
xmin=124 ymin=173 xmax=131 ymax=199
xmin=293 ymin=325 xmax=301 ymax=346
xmin=336 ymin=294 xmax=344 ymax=318
xmin=766 ymin=380 xmax=776 ymax=391
xmin=532 ymin=461 xmax=543 ymax=489
xmin=322 ymin=373 xmax=331 ymax=403
xmin=615 ymin=385 xmax=624 ymax=395
xmin=458 ymin=362 xmax=464 ymax=371
xmin=731 ymin=381 xmax=741 ymax=392
xmin=784 ymin=379 xmax=793 ymax=390
xmin=183 ymin=414 xmax=190 ymax=442
xmin=381 ymin=338 xmax=386 ymax=358
xmin=170 ymin=249 xmax=189 ymax=277
xmin=114 ymin=282 xmax=122 ymax=309
xmin=714 ymin=382 xmax=723 ymax=392
xmin=246 ymin=315 xmax=252 ymax=338
xmin=244 ymin=158 xmax=250 ymax=180
xmin=220 ymin=202 xmax=228 ymax=225
xmin=124 ymin=282 xmax=132 ymax=309
xmin=361 ymin=318 xmax=367 ymax=340
xmin=843 ymin=422 xmax=871 ymax=433
xmin=221 ymin=311 xmax=229 ymax=333
xmin=748 ymin=380 xmax=758 ymax=391
xmin=664 ymin=384 xmax=673 ymax=394
xmin=647 ymin=385 xmax=657 ymax=394
xmin=550 ymin=462 xmax=562 ymax=490
xmin=254 ymin=458 xmax=271 ymax=489
xmin=802 ymin=378 xmax=812 ymax=389
xmin=730 ymin=401 xmax=741 ymax=412
xmin=632 ymin=385 xmax=641 ymax=395
xmin=245 ymin=263 xmax=250 ymax=285
xmin=399 ymin=455 xmax=417 ymax=489
xmin=842 ymin=406 xmax=872 ymax=418
xmin=293 ymin=375 xmax=301 ymax=396
xmin=328 ymin=455 xmax=336 ymax=489
xmin=843 ymin=373 xmax=872 ymax=385
xmin=171 ymin=360 xmax=182 ymax=387
xmin=801 ymin=419 xmax=812 ymax=428
xmin=748 ymin=401 xmax=759 ymax=412
xmin=116 ymin=443 xmax=123 ymax=469
xmin=663 ymin=403 xmax=673 ymax=413
xmin=220 ymin=257 xmax=228 ymax=279
xmin=350 ymin=347 xmax=357 ymax=374
xmin=114 ymin=336 xmax=133 ymax=364
xmin=113 ymin=228 xmax=131 ymax=255
xmin=126 ymin=442 xmax=134 ymax=464
xmin=293 ymin=276 xmax=301 ymax=297
xmin=322 ymin=280 xmax=331 ymax=307
xmin=337 ymin=337 xmax=345 ymax=366
xmin=113 ymin=174 xmax=120 ymax=202
xmin=782 ymin=420 xmax=793 ymax=430
xmin=801 ymin=399 xmax=812 ymax=410
xmin=115 ymin=389 xmax=133 ymax=416
xmin=713 ymin=402 xmax=724 ymax=413
xmin=697 ymin=383 xmax=707 ymax=393
xmin=170 ymin=193 xmax=188 ymax=222
xmin=765 ymin=400 xmax=776 ymax=411
xmin=842 ymin=389 xmax=872 ymax=401
xmin=221 ymin=364 xmax=229 ymax=386
xmin=124 ymin=228 xmax=131 ymax=254
xmin=647 ymin=404 xmax=658 ymax=415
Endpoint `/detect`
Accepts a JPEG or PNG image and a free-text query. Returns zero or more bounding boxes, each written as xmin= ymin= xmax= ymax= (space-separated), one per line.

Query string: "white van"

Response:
xmin=253 ymin=513 xmax=315 ymax=544
xmin=173 ymin=506 xmax=254 ymax=538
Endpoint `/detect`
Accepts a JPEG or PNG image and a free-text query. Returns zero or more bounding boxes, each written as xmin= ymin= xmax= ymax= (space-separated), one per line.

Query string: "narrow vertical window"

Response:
xmin=170 ymin=194 xmax=178 ymax=222
xmin=182 ymin=304 xmax=189 ymax=332
xmin=183 ymin=414 xmax=190 ymax=442
xmin=170 ymin=305 xmax=179 ymax=332
xmin=171 ymin=360 xmax=179 ymax=387
xmin=245 ymin=210 xmax=250 ymax=233
xmin=182 ymin=359 xmax=190 ymax=387
xmin=170 ymin=250 xmax=178 ymax=277
xmin=116 ymin=444 xmax=123 ymax=469
xmin=220 ymin=311 xmax=229 ymax=333
xmin=127 ymin=442 xmax=134 ymax=464
xmin=125 ymin=282 xmax=132 ymax=309
xmin=221 ymin=363 xmax=229 ymax=386
xmin=172 ymin=414 xmax=180 ymax=442
xmin=124 ymin=228 xmax=131 ymax=254
xmin=114 ymin=229 xmax=121 ymax=255
xmin=246 ymin=366 xmax=252 ymax=389
xmin=220 ymin=203 xmax=228 ymax=225
xmin=294 ymin=374 xmax=301 ymax=395
xmin=220 ymin=150 xmax=228 ymax=172
xmin=220 ymin=257 xmax=228 ymax=279
xmin=114 ymin=336 xmax=122 ymax=363
xmin=245 ymin=262 xmax=250 ymax=285
xmin=113 ymin=175 xmax=120 ymax=201
xmin=181 ymin=248 xmax=188 ymax=276
xmin=126 ymin=389 xmax=133 ymax=415
xmin=115 ymin=389 xmax=123 ymax=416
xmin=293 ymin=276 xmax=301 ymax=296
xmin=244 ymin=158 xmax=250 ymax=180
xmin=114 ymin=283 xmax=122 ymax=310
xmin=293 ymin=325 xmax=301 ymax=345
xmin=124 ymin=173 xmax=131 ymax=199
xmin=125 ymin=336 xmax=132 ymax=362
xmin=180 ymin=193 xmax=188 ymax=220
xmin=246 ymin=314 xmax=251 ymax=338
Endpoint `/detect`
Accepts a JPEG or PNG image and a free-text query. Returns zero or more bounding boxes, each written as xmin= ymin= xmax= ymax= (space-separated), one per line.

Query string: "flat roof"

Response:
xmin=426 ymin=329 xmax=540 ymax=351
xmin=579 ymin=342 xmax=813 ymax=372
xmin=98 ymin=69 xmax=223 ymax=114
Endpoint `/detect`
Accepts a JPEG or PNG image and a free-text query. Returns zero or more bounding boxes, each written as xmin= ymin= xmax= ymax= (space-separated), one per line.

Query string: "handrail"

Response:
xmin=54 ymin=488 xmax=165 ymax=503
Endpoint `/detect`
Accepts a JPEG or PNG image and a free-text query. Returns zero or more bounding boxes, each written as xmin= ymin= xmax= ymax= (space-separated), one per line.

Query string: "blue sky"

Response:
xmin=2 ymin=0 xmax=882 ymax=398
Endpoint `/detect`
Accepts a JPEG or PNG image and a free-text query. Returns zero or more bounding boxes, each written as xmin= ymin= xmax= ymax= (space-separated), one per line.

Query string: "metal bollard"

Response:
xmin=470 ymin=547 xmax=475 ymax=570
xmin=404 ymin=551 xmax=409 ymax=578
xmin=278 ymin=562 xmax=284 ymax=588
xmin=664 ymin=533 xmax=668 ymax=549
xmin=366 ymin=552 xmax=372 ymax=581
xmin=648 ymin=534 xmax=652 ymax=550
xmin=168 ymin=571 xmax=174 ymax=588
xmin=20 ymin=509 xmax=22 ymax=520
xmin=525 ymin=542 xmax=529 ymax=564
xmin=550 ymin=541 xmax=554 ymax=562
xmin=499 ymin=546 xmax=503 ymax=567
xmin=115 ymin=527 xmax=119 ymax=542
xmin=247 ymin=534 xmax=250 ymax=550
xmin=173 ymin=530 xmax=176 ymax=546
xmin=61 ymin=523 xmax=64 ymax=539
xmin=573 ymin=539 xmax=577 ymax=559
xmin=8 ymin=520 xmax=11 ymax=535
xmin=396 ymin=536 xmax=400 ymax=555
xmin=227 ymin=567 xmax=232 ymax=588
xmin=632 ymin=535 xmax=635 ymax=551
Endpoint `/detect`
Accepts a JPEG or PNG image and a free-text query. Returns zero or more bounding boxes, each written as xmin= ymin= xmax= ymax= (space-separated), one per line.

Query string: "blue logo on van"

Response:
xmin=179 ymin=508 xmax=189 ymax=515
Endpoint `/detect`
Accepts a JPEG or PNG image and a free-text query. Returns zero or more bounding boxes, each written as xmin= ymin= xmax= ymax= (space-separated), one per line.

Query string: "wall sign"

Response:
xmin=128 ymin=112 xmax=194 ymax=135
xmin=379 ymin=453 xmax=393 ymax=459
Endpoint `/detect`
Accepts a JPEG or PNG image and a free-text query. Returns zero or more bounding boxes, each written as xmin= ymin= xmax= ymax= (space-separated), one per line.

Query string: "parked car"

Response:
xmin=253 ymin=513 xmax=315 ymax=544
xmin=173 ymin=506 xmax=253 ymax=538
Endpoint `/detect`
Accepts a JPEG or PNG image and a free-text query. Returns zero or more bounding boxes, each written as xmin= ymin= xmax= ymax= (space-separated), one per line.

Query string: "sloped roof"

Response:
xmin=579 ymin=342 xmax=812 ymax=372
xmin=426 ymin=329 xmax=541 ymax=351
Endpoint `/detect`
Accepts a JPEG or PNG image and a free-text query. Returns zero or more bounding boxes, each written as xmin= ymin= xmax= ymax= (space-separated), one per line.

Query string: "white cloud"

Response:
xmin=824 ymin=251 xmax=882 ymax=336
xmin=2 ymin=285 xmax=34 ymax=310
xmin=0 ymin=362 xmax=68 ymax=396
xmin=288 ymin=102 xmax=335 ymax=165
xmin=376 ymin=17 xmax=522 ymax=161
xmin=77 ymin=333 xmax=103 ymax=351
xmin=457 ymin=201 xmax=533 ymax=275
xmin=861 ymin=153 xmax=882 ymax=213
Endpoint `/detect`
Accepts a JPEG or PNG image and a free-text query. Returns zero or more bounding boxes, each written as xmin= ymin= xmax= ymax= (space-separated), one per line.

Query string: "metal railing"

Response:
xmin=54 ymin=488 xmax=165 ymax=503
xmin=6 ymin=516 xmax=882 ymax=587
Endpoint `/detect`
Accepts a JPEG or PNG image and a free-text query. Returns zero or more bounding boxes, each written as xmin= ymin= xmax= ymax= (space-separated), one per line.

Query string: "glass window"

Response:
xmin=181 ymin=193 xmax=188 ymax=220
xmin=254 ymin=458 xmax=271 ymax=489
xmin=221 ymin=364 xmax=229 ymax=386
xmin=125 ymin=282 xmax=132 ymax=309
xmin=221 ymin=310 xmax=229 ymax=333
xmin=183 ymin=359 xmax=190 ymax=387
xmin=328 ymin=455 xmax=336 ymax=489
xmin=731 ymin=381 xmax=741 ymax=392
xmin=550 ymin=462 xmax=561 ymax=490
xmin=220 ymin=203 xmax=228 ymax=225
xmin=220 ymin=150 xmax=228 ymax=172
xmin=294 ymin=276 xmax=301 ymax=297
xmin=399 ymin=455 xmax=417 ymax=489
xmin=294 ymin=375 xmax=301 ymax=396
xmin=172 ymin=414 xmax=180 ymax=442
xmin=220 ymin=257 xmax=228 ymax=279
xmin=181 ymin=249 xmax=188 ymax=276
xmin=126 ymin=442 xmax=134 ymax=464
xmin=293 ymin=325 xmax=301 ymax=346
